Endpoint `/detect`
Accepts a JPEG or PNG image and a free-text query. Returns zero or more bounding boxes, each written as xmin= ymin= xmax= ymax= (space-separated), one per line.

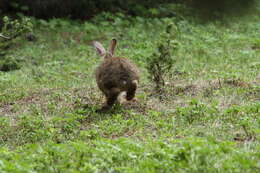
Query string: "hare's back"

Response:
xmin=96 ymin=57 xmax=139 ymax=88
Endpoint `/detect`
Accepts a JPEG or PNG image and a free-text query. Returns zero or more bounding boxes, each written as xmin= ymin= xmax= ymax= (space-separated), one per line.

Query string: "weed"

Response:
xmin=0 ymin=16 xmax=33 ymax=71
xmin=0 ymin=55 xmax=21 ymax=71
xmin=146 ymin=22 xmax=179 ymax=100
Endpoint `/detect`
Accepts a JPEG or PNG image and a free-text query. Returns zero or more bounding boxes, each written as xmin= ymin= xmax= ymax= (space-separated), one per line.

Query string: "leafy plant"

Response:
xmin=1 ymin=16 xmax=33 ymax=40
xmin=146 ymin=22 xmax=178 ymax=99
xmin=175 ymin=99 xmax=218 ymax=124
xmin=0 ymin=16 xmax=33 ymax=71
xmin=0 ymin=55 xmax=21 ymax=71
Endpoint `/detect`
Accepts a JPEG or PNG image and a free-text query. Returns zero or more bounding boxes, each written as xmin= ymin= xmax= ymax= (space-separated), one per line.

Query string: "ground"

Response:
xmin=0 ymin=4 xmax=259 ymax=172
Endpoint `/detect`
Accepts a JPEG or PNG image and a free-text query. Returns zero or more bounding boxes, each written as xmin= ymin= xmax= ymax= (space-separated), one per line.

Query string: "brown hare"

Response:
xmin=93 ymin=39 xmax=139 ymax=112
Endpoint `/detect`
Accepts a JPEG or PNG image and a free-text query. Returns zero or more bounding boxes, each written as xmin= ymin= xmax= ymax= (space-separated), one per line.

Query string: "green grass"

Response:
xmin=0 ymin=4 xmax=260 ymax=172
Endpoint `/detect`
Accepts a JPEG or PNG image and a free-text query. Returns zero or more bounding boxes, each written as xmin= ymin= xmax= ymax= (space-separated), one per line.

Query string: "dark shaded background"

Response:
xmin=0 ymin=0 xmax=256 ymax=19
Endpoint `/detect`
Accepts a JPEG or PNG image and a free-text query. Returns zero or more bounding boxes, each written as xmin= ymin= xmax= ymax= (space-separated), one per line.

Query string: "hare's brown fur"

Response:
xmin=93 ymin=39 xmax=139 ymax=111
xmin=96 ymin=57 xmax=139 ymax=111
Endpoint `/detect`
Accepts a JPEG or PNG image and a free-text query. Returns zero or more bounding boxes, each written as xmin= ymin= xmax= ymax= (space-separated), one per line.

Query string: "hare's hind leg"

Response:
xmin=126 ymin=81 xmax=137 ymax=101
xmin=99 ymin=88 xmax=120 ymax=112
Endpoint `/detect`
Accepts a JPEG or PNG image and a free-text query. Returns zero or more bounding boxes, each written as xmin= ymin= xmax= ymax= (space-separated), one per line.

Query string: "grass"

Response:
xmin=0 ymin=4 xmax=260 ymax=172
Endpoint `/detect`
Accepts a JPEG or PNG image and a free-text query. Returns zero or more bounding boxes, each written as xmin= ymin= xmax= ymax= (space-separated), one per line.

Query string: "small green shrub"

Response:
xmin=146 ymin=22 xmax=179 ymax=99
xmin=1 ymin=16 xmax=33 ymax=40
xmin=0 ymin=16 xmax=33 ymax=71
xmin=0 ymin=55 xmax=21 ymax=71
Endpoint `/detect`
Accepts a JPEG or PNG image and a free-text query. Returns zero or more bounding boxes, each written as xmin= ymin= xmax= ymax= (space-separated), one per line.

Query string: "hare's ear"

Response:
xmin=108 ymin=38 xmax=117 ymax=56
xmin=93 ymin=41 xmax=106 ymax=57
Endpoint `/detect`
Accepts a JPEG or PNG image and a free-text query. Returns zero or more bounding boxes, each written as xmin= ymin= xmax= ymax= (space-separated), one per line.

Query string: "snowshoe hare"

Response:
xmin=93 ymin=39 xmax=139 ymax=112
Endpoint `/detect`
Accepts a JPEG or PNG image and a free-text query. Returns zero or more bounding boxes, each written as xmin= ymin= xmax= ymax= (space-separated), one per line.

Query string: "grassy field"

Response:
xmin=0 ymin=4 xmax=260 ymax=173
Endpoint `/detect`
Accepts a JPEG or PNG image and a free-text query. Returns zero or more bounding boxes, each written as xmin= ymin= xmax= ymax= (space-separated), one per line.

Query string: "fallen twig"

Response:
xmin=0 ymin=33 xmax=10 ymax=40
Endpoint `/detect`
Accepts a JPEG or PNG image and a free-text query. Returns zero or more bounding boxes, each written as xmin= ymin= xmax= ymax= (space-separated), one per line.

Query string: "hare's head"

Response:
xmin=93 ymin=39 xmax=117 ymax=59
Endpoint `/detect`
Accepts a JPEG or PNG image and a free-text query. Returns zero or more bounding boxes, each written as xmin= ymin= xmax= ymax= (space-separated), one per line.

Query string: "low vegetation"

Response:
xmin=0 ymin=16 xmax=33 ymax=71
xmin=0 ymin=3 xmax=259 ymax=172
